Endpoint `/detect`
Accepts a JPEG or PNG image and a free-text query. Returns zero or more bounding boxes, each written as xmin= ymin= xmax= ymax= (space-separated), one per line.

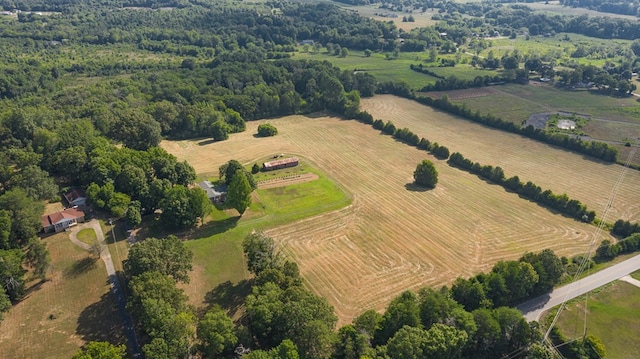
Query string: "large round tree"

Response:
xmin=413 ymin=160 xmax=438 ymax=188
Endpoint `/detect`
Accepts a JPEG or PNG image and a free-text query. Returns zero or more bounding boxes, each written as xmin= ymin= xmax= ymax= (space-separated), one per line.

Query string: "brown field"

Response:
xmin=163 ymin=115 xmax=611 ymax=324
xmin=0 ymin=232 xmax=125 ymax=358
xmin=361 ymin=95 xmax=640 ymax=223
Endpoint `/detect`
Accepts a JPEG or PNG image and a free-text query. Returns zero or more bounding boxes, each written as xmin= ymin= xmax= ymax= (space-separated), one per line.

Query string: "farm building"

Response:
xmin=263 ymin=157 xmax=299 ymax=171
xmin=41 ymin=208 xmax=85 ymax=233
xmin=63 ymin=188 xmax=86 ymax=207
xmin=198 ymin=181 xmax=227 ymax=203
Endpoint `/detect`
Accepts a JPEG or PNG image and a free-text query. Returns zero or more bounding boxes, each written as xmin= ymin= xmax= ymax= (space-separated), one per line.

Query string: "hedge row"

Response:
xmin=375 ymin=81 xmax=618 ymax=163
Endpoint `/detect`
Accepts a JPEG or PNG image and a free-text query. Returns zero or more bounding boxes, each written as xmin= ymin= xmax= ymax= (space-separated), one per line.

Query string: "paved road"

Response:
xmin=69 ymin=220 xmax=141 ymax=357
xmin=518 ymin=253 xmax=640 ymax=322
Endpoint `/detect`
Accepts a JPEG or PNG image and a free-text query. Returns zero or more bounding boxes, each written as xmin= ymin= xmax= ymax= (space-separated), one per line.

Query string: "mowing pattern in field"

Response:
xmin=164 ymin=116 xmax=605 ymax=324
xmin=361 ymin=95 xmax=640 ymax=223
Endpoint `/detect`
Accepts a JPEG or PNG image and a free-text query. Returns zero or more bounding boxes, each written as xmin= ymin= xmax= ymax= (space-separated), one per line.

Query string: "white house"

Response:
xmin=41 ymin=208 xmax=86 ymax=233
xmin=64 ymin=189 xmax=86 ymax=207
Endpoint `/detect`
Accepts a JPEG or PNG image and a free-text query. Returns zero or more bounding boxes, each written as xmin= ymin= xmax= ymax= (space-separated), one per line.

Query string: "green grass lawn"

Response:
xmin=76 ymin=228 xmax=97 ymax=246
xmin=165 ymin=160 xmax=352 ymax=310
xmin=632 ymin=270 xmax=640 ymax=281
xmin=553 ymin=281 xmax=640 ymax=359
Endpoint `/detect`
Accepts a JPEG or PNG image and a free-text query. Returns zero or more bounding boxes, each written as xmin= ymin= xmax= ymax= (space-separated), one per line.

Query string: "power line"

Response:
xmin=542 ymin=146 xmax=638 ymax=347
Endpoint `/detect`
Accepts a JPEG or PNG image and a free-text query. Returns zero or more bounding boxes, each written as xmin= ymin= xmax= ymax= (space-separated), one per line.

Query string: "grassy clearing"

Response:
xmin=293 ymin=50 xmax=493 ymax=89
xmin=325 ymin=1 xmax=438 ymax=31
xmin=526 ymin=1 xmax=639 ymax=20
xmin=426 ymin=83 xmax=640 ymax=165
xmin=164 ymin=115 xmax=608 ymax=324
xmin=552 ymin=281 xmax=640 ymax=359
xmin=361 ymin=95 xmax=640 ymax=223
xmin=0 ymin=232 xmax=125 ymax=358
xmin=76 ymin=228 xmax=97 ymax=246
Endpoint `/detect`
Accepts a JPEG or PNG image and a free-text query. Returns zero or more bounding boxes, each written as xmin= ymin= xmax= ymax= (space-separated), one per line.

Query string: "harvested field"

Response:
xmin=164 ymin=115 xmax=608 ymax=324
xmin=421 ymin=86 xmax=498 ymax=100
xmin=361 ymin=95 xmax=640 ymax=223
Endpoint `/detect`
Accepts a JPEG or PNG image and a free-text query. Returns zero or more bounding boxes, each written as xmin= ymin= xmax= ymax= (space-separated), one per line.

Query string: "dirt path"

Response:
xmin=69 ymin=220 xmax=141 ymax=357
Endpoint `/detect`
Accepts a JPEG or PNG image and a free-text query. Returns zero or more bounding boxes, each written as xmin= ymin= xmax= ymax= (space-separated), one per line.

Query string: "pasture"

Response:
xmin=326 ymin=1 xmax=438 ymax=31
xmin=422 ymin=84 xmax=640 ymax=165
xmin=164 ymin=115 xmax=610 ymax=324
xmin=361 ymin=95 xmax=640 ymax=223
xmin=552 ymin=281 xmax=640 ymax=359
xmin=0 ymin=232 xmax=125 ymax=359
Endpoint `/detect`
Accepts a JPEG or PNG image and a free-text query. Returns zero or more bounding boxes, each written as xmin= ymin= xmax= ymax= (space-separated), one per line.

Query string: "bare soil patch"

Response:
xmin=258 ymin=172 xmax=319 ymax=189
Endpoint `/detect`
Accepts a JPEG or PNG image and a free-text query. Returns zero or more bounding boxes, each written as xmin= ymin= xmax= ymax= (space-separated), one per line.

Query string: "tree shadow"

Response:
xmin=204 ymin=279 xmax=253 ymax=319
xmin=189 ymin=216 xmax=240 ymax=240
xmin=64 ymin=257 xmax=99 ymax=279
xmin=76 ymin=287 xmax=127 ymax=345
xmin=198 ymin=139 xmax=216 ymax=146
xmin=404 ymin=183 xmax=434 ymax=192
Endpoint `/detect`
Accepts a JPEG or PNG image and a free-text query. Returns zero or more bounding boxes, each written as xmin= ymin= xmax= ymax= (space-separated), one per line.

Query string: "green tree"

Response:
xmin=364 ymin=49 xmax=373 ymax=57
xmin=386 ymin=325 xmax=428 ymax=359
xmin=0 ymin=249 xmax=26 ymax=301
xmin=160 ymin=186 xmax=200 ymax=229
xmin=252 ymin=163 xmax=261 ymax=174
xmin=340 ymin=47 xmax=349 ymax=58
xmin=0 ymin=210 xmax=12 ymax=250
xmin=25 ymin=237 xmax=49 ymax=280
xmin=376 ymin=291 xmax=421 ymax=345
xmin=126 ymin=200 xmax=142 ymax=227
xmin=0 ymin=189 xmax=44 ymax=247
xmin=110 ymin=109 xmax=162 ymax=150
xmin=123 ymin=236 xmax=193 ymax=283
xmin=227 ymin=170 xmax=252 ymax=215
xmin=257 ymin=123 xmax=278 ymax=137
xmin=333 ymin=324 xmax=371 ymax=359
xmin=0 ymin=286 xmax=11 ymax=321
xmin=72 ymin=341 xmax=126 ymax=359
xmin=9 ymin=165 xmax=58 ymax=201
xmin=413 ymin=160 xmax=438 ymax=188
xmin=220 ymin=160 xmax=257 ymax=189
xmin=197 ymin=305 xmax=238 ymax=357
xmin=422 ymin=323 xmax=468 ymax=359
xmin=243 ymin=231 xmax=282 ymax=275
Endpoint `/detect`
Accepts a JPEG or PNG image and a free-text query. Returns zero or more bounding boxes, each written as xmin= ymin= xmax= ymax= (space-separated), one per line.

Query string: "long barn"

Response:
xmin=263 ymin=157 xmax=299 ymax=171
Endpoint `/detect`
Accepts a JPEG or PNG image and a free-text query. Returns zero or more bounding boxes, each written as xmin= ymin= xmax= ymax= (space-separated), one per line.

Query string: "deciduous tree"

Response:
xmin=227 ymin=170 xmax=252 ymax=215
xmin=124 ymin=236 xmax=193 ymax=283
xmin=413 ymin=160 xmax=438 ymax=188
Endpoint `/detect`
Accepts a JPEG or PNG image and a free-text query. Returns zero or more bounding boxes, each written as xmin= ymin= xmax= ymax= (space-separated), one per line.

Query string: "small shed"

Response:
xmin=64 ymin=189 xmax=86 ymax=207
xmin=262 ymin=157 xmax=299 ymax=171
xmin=198 ymin=181 xmax=227 ymax=203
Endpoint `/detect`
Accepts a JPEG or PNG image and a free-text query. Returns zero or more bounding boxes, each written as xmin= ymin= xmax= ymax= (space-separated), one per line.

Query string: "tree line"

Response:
xmin=374 ymin=83 xmax=619 ymax=163
xmin=447 ymin=152 xmax=596 ymax=222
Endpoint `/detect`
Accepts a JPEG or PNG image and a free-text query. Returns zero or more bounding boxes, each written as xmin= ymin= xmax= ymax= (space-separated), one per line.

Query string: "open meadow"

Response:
xmin=164 ymin=115 xmax=612 ymax=323
xmin=550 ymin=281 xmax=640 ymax=359
xmin=362 ymin=95 xmax=640 ymax=222
xmin=0 ymin=232 xmax=125 ymax=359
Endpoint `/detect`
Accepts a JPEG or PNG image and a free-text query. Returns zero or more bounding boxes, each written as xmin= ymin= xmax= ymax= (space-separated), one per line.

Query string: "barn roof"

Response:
xmin=263 ymin=157 xmax=299 ymax=168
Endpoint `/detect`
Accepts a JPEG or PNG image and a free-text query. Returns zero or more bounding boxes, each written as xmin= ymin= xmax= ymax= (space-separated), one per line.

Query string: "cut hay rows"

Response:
xmin=361 ymin=95 xmax=640 ymax=223
xmin=163 ymin=114 xmax=607 ymax=325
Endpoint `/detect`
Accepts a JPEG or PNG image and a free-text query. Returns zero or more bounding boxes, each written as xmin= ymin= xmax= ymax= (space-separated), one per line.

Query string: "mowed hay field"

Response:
xmin=361 ymin=95 xmax=640 ymax=223
xmin=164 ymin=115 xmax=607 ymax=323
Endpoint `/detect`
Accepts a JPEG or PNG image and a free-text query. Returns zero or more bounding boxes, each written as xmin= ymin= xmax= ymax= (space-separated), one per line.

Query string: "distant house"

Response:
xmin=41 ymin=208 xmax=85 ymax=233
xmin=64 ymin=189 xmax=86 ymax=207
xmin=262 ymin=157 xmax=299 ymax=171
xmin=300 ymin=39 xmax=314 ymax=46
xmin=198 ymin=181 xmax=227 ymax=203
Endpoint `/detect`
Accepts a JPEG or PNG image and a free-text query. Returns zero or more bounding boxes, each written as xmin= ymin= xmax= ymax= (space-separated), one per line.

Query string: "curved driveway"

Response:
xmin=518 ymin=253 xmax=640 ymax=322
xmin=69 ymin=220 xmax=141 ymax=357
